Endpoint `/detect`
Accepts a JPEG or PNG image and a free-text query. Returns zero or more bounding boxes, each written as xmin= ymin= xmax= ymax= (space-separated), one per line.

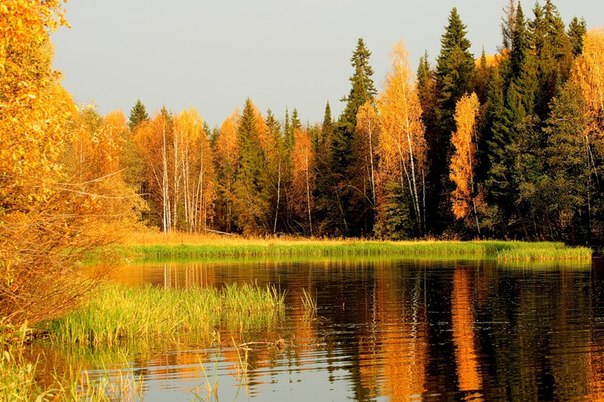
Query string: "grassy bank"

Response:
xmin=1 ymin=283 xmax=285 ymax=400
xmin=115 ymin=232 xmax=592 ymax=262
xmin=42 ymin=283 xmax=285 ymax=347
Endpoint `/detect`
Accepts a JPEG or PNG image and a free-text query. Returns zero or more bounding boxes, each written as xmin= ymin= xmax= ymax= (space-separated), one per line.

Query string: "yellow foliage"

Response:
xmin=291 ymin=127 xmax=315 ymax=233
xmin=215 ymin=110 xmax=240 ymax=176
xmin=0 ymin=0 xmax=73 ymax=212
xmin=0 ymin=1 xmax=147 ymax=324
xmin=375 ymin=40 xmax=426 ymax=233
xmin=572 ymin=28 xmax=604 ymax=138
xmin=450 ymin=93 xmax=480 ymax=220
xmin=377 ymin=41 xmax=426 ymax=179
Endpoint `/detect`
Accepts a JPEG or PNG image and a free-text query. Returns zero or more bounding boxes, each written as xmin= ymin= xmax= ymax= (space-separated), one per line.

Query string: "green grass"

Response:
xmin=0 ymin=322 xmax=143 ymax=401
xmin=113 ymin=239 xmax=592 ymax=262
xmin=2 ymin=282 xmax=284 ymax=400
xmin=41 ymin=283 xmax=285 ymax=348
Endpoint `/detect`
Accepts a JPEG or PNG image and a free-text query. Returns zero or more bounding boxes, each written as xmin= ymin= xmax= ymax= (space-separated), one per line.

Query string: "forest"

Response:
xmin=3 ymin=0 xmax=604 ymax=248
xmin=1 ymin=1 xmax=602 ymax=398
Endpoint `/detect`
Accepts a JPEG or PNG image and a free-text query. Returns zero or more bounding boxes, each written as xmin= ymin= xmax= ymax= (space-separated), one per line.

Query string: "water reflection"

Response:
xmin=451 ymin=267 xmax=481 ymax=398
xmin=63 ymin=258 xmax=604 ymax=400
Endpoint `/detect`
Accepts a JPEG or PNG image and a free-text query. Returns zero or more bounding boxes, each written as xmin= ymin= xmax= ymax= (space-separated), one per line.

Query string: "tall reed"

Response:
xmin=42 ymin=283 xmax=286 ymax=348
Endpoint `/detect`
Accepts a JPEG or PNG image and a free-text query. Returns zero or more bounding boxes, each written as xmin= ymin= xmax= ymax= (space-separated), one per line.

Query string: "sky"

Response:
xmin=51 ymin=0 xmax=604 ymax=128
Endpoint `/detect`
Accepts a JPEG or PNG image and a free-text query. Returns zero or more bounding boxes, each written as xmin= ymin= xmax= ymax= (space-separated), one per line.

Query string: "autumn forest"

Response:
xmin=4 ymin=0 xmax=604 ymax=248
xmin=3 ymin=1 xmax=604 ymax=399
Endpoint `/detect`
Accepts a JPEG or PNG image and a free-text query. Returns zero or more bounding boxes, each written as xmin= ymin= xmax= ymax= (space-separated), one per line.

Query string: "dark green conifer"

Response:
xmin=543 ymin=81 xmax=590 ymax=241
xmin=128 ymin=99 xmax=149 ymax=131
xmin=233 ymin=98 xmax=271 ymax=235
xmin=313 ymin=102 xmax=337 ymax=236
xmin=326 ymin=38 xmax=377 ymax=236
xmin=340 ymin=38 xmax=377 ymax=132
xmin=532 ymin=0 xmax=573 ymax=119
xmin=510 ymin=3 xmax=529 ymax=79
xmin=567 ymin=16 xmax=587 ymax=56
xmin=265 ymin=109 xmax=285 ymax=234
xmin=427 ymin=7 xmax=476 ymax=234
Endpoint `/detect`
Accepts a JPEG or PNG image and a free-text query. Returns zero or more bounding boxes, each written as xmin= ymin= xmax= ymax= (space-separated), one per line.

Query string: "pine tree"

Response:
xmin=427 ymin=7 xmax=476 ymax=234
xmin=568 ymin=17 xmax=587 ymax=56
xmin=543 ymin=81 xmax=589 ymax=241
xmin=510 ymin=3 xmax=529 ymax=79
xmin=532 ymin=0 xmax=573 ymax=120
xmin=233 ymin=99 xmax=271 ymax=235
xmin=329 ymin=38 xmax=377 ymax=236
xmin=340 ymin=38 xmax=378 ymax=132
xmin=128 ymin=99 xmax=149 ymax=131
xmin=313 ymin=102 xmax=337 ymax=235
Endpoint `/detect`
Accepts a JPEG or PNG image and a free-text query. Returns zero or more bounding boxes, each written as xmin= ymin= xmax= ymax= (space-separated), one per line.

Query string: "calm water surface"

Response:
xmin=66 ymin=258 xmax=604 ymax=400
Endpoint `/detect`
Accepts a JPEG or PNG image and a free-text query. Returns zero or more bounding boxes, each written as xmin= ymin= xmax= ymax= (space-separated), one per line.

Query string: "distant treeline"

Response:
xmin=71 ymin=0 xmax=604 ymax=243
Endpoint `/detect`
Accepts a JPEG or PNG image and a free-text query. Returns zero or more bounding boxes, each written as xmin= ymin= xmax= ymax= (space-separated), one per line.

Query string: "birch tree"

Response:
xmin=450 ymin=93 xmax=482 ymax=233
xmin=376 ymin=40 xmax=427 ymax=237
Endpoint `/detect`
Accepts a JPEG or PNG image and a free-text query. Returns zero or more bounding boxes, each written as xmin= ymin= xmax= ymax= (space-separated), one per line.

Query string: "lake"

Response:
xmin=48 ymin=257 xmax=604 ymax=400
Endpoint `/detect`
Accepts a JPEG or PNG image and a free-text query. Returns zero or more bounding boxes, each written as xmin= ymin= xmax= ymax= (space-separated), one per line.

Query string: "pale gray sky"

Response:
xmin=52 ymin=1 xmax=603 ymax=127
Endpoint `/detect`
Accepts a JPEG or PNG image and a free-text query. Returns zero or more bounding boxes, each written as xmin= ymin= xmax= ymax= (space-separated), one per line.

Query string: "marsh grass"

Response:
xmin=54 ymin=359 xmax=144 ymax=401
xmin=0 ymin=322 xmax=143 ymax=401
xmin=496 ymin=243 xmax=592 ymax=261
xmin=0 ymin=323 xmax=52 ymax=401
xmin=300 ymin=288 xmax=318 ymax=318
xmin=114 ymin=232 xmax=592 ymax=261
xmin=42 ymin=283 xmax=285 ymax=348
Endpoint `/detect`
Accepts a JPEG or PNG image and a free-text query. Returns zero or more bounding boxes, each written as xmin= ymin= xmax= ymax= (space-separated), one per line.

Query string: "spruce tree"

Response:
xmin=265 ymin=109 xmax=285 ymax=233
xmin=532 ymin=0 xmax=573 ymax=120
xmin=543 ymin=81 xmax=589 ymax=241
xmin=291 ymin=108 xmax=301 ymax=131
xmin=233 ymin=98 xmax=271 ymax=234
xmin=340 ymin=38 xmax=377 ymax=132
xmin=475 ymin=48 xmax=492 ymax=102
xmin=284 ymin=108 xmax=292 ymax=150
xmin=568 ymin=17 xmax=587 ymax=56
xmin=417 ymin=52 xmax=438 ymax=139
xmin=500 ymin=0 xmax=517 ymax=51
xmin=128 ymin=99 xmax=149 ymax=131
xmin=427 ymin=7 xmax=476 ymax=234
xmin=328 ymin=38 xmax=377 ymax=236
xmin=313 ymin=102 xmax=337 ymax=235
xmin=483 ymin=67 xmax=517 ymax=232
xmin=510 ymin=3 xmax=529 ymax=79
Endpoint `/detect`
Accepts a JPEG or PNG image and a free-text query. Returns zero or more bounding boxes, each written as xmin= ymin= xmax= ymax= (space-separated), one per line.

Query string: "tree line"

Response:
xmin=91 ymin=0 xmax=598 ymax=243
xmin=7 ymin=0 xmax=604 ymax=246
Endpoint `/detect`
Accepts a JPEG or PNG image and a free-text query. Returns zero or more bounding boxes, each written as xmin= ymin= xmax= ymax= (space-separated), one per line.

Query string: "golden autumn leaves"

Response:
xmin=362 ymin=29 xmax=604 ymax=234
xmin=0 ymin=0 xmax=123 ymax=324
xmin=450 ymin=93 xmax=481 ymax=231
xmin=133 ymin=108 xmax=216 ymax=233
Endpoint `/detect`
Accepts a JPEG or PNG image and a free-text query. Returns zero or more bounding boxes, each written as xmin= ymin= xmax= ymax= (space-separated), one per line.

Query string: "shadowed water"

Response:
xmin=49 ymin=258 xmax=604 ymax=400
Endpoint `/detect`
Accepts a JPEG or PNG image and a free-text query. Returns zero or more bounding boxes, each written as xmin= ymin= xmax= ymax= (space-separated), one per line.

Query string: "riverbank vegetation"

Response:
xmin=1 ymin=283 xmax=284 ymax=400
xmin=117 ymin=231 xmax=592 ymax=262
xmin=42 ymin=283 xmax=285 ymax=347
